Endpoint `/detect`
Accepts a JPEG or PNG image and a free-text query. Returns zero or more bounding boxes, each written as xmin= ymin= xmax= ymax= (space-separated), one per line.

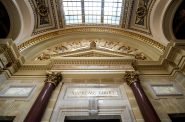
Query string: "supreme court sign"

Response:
xmin=64 ymin=87 xmax=121 ymax=99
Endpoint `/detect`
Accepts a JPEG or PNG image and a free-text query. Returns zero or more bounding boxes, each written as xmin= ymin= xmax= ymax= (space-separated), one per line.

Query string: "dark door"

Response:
xmin=169 ymin=113 xmax=185 ymax=122
xmin=65 ymin=119 xmax=120 ymax=122
xmin=65 ymin=115 xmax=121 ymax=122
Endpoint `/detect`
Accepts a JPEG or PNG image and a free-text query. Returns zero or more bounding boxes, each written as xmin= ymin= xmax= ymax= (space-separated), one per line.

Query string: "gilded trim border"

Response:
xmin=18 ymin=27 xmax=165 ymax=53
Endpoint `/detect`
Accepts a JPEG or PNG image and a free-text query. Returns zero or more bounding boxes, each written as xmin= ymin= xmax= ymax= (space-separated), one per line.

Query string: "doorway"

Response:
xmin=0 ymin=116 xmax=15 ymax=122
xmin=64 ymin=115 xmax=121 ymax=122
xmin=169 ymin=113 xmax=185 ymax=122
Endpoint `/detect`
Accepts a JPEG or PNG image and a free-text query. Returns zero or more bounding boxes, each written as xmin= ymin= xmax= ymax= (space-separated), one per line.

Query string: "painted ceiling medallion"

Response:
xmin=35 ymin=39 xmax=147 ymax=61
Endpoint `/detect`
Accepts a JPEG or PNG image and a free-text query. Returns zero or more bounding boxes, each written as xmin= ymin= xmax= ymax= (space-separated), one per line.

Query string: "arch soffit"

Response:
xmin=0 ymin=0 xmax=21 ymax=40
xmin=150 ymin=0 xmax=175 ymax=46
xmin=0 ymin=0 xmax=34 ymax=44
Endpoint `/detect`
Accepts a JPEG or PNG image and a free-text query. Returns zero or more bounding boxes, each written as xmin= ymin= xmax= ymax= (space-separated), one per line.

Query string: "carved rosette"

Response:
xmin=45 ymin=72 xmax=63 ymax=87
xmin=124 ymin=71 xmax=139 ymax=85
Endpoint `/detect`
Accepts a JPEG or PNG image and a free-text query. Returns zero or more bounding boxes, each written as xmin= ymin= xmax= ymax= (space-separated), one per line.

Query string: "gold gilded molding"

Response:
xmin=18 ymin=27 xmax=165 ymax=53
xmin=124 ymin=71 xmax=139 ymax=85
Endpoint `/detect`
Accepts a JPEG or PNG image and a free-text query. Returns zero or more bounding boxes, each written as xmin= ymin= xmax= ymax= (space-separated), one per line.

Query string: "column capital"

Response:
xmin=45 ymin=72 xmax=63 ymax=87
xmin=124 ymin=71 xmax=139 ymax=85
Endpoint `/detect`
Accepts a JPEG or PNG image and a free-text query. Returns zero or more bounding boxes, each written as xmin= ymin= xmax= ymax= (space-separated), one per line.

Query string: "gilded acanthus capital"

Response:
xmin=124 ymin=71 xmax=139 ymax=85
xmin=45 ymin=71 xmax=63 ymax=86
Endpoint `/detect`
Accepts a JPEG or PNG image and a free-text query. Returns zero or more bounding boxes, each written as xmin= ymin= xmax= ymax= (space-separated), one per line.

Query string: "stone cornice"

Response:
xmin=20 ymin=57 xmax=134 ymax=70
xmin=52 ymin=47 xmax=137 ymax=57
xmin=18 ymin=27 xmax=165 ymax=53
xmin=18 ymin=58 xmax=182 ymax=76
xmin=52 ymin=57 xmax=134 ymax=65
xmin=0 ymin=39 xmax=24 ymax=79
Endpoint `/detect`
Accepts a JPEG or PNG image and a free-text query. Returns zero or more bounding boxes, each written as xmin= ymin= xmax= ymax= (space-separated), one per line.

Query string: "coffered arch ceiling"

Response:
xmin=2 ymin=0 xmax=178 ymax=61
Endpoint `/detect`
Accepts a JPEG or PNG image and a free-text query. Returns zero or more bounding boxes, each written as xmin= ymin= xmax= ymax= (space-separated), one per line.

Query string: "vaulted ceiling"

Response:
xmin=29 ymin=0 xmax=153 ymax=34
xmin=0 ymin=0 xmax=183 ymax=62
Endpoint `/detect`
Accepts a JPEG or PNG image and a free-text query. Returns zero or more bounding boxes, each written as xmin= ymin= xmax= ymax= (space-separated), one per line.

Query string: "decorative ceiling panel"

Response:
xmin=28 ymin=0 xmax=156 ymax=36
xmin=124 ymin=0 xmax=156 ymax=34
xmin=29 ymin=0 xmax=58 ymax=35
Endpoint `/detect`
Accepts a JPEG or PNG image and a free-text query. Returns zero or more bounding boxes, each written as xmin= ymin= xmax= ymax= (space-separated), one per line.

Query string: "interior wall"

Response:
xmin=140 ymin=74 xmax=185 ymax=122
xmin=0 ymin=77 xmax=45 ymax=122
xmin=0 ymin=74 xmax=185 ymax=122
xmin=49 ymin=79 xmax=136 ymax=122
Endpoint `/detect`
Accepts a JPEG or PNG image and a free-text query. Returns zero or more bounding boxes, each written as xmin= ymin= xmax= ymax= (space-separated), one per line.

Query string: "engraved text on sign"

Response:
xmin=66 ymin=88 xmax=119 ymax=98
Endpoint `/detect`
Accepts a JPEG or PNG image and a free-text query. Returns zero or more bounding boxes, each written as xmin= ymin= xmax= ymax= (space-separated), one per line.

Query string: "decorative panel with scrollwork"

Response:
xmin=125 ymin=0 xmax=155 ymax=34
xmin=29 ymin=0 xmax=58 ymax=35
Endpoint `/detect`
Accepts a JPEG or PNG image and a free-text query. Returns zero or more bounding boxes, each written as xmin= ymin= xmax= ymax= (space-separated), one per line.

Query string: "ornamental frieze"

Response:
xmin=34 ymin=39 xmax=148 ymax=61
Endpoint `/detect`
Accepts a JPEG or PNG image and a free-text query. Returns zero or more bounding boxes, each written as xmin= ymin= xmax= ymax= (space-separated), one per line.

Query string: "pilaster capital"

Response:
xmin=45 ymin=71 xmax=63 ymax=87
xmin=124 ymin=71 xmax=139 ymax=85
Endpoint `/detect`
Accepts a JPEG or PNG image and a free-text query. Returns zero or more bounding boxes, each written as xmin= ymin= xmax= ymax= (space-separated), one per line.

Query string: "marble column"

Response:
xmin=124 ymin=71 xmax=161 ymax=122
xmin=24 ymin=72 xmax=63 ymax=122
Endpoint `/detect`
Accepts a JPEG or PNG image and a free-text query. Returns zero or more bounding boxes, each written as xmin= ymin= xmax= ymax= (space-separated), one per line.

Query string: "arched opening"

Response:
xmin=0 ymin=1 xmax=10 ymax=38
xmin=173 ymin=1 xmax=185 ymax=39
